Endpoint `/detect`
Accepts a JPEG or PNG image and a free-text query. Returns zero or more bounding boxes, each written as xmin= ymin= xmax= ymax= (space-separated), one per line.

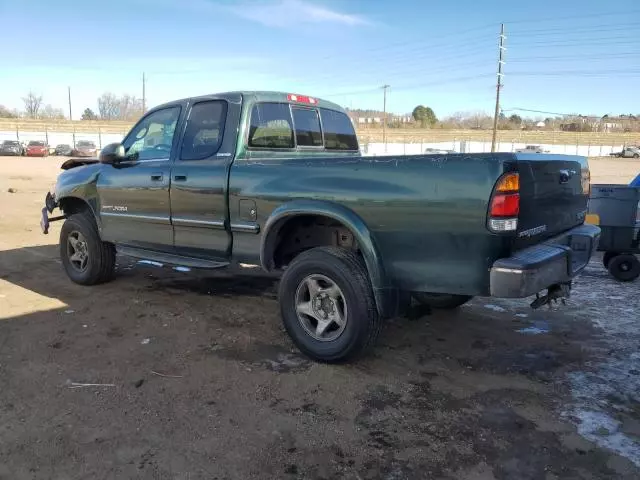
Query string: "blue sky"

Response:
xmin=1 ymin=0 xmax=639 ymax=119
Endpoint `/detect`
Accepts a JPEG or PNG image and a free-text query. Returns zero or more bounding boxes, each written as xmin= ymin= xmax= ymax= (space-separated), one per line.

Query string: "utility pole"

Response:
xmin=142 ymin=72 xmax=146 ymax=113
xmin=68 ymin=86 xmax=72 ymax=120
xmin=491 ymin=23 xmax=506 ymax=153
xmin=382 ymin=84 xmax=390 ymax=151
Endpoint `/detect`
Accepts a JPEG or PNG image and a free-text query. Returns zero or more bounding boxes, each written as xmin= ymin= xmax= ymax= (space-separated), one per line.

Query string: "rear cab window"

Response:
xmin=320 ymin=109 xmax=359 ymax=151
xmin=248 ymin=103 xmax=294 ymax=149
xmin=247 ymin=101 xmax=358 ymax=151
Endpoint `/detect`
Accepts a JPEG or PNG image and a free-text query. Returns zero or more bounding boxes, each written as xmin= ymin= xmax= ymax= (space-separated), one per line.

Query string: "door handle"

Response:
xmin=150 ymin=173 xmax=163 ymax=181
xmin=174 ymin=175 xmax=187 ymax=181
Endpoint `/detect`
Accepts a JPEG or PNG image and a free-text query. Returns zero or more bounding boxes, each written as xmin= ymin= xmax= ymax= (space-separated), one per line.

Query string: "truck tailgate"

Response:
xmin=514 ymin=154 xmax=589 ymax=249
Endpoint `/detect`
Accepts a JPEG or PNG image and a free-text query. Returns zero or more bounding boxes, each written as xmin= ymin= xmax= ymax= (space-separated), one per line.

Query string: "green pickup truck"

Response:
xmin=41 ymin=91 xmax=600 ymax=362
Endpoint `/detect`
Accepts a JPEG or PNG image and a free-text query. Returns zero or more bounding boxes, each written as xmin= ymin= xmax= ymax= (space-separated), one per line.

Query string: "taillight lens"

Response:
xmin=490 ymin=193 xmax=520 ymax=217
xmin=488 ymin=173 xmax=520 ymax=232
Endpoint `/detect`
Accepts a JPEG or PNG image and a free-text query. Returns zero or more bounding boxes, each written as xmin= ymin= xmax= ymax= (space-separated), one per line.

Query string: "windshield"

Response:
xmin=77 ymin=141 xmax=95 ymax=147
xmin=28 ymin=141 xmax=44 ymax=146
xmin=2 ymin=141 xmax=19 ymax=146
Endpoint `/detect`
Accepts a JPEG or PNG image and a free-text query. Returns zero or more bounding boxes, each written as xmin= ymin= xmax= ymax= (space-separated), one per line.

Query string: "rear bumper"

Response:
xmin=490 ymin=224 xmax=600 ymax=298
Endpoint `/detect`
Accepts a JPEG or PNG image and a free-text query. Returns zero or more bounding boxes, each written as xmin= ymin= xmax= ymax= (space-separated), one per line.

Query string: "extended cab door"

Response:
xmin=97 ymin=105 xmax=183 ymax=249
xmin=170 ymin=94 xmax=241 ymax=260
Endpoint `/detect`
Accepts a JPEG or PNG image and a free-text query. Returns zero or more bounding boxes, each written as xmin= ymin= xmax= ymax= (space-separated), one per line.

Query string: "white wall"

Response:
xmin=362 ymin=141 xmax=624 ymax=157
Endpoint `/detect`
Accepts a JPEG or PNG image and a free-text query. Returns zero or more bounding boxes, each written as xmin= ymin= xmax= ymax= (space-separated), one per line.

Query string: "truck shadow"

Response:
xmin=0 ymin=243 xmax=600 ymax=377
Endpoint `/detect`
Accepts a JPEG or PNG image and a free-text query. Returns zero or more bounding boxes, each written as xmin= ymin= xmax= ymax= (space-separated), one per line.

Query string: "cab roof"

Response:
xmin=152 ymin=91 xmax=347 ymax=114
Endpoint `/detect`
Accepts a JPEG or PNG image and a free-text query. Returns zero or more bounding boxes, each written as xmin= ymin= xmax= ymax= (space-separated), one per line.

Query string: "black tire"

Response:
xmin=413 ymin=292 xmax=472 ymax=309
xmin=60 ymin=211 xmax=116 ymax=285
xmin=634 ymin=154 xmax=640 ymax=159
xmin=607 ymin=254 xmax=640 ymax=282
xmin=278 ymin=246 xmax=381 ymax=362
xmin=602 ymin=251 xmax=618 ymax=268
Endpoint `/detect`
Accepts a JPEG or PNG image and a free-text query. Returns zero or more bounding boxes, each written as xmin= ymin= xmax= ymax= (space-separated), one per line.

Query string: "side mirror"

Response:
xmin=99 ymin=143 xmax=125 ymax=164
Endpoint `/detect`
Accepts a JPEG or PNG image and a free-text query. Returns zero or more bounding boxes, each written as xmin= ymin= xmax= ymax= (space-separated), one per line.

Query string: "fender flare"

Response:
xmin=260 ymin=199 xmax=394 ymax=317
xmin=57 ymin=195 xmax=102 ymax=230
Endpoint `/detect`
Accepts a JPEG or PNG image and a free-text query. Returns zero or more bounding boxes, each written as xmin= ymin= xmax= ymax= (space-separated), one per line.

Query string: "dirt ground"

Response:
xmin=0 ymin=156 xmax=639 ymax=480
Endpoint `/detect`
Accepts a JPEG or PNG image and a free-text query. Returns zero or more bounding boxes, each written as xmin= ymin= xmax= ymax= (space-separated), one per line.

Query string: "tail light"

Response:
xmin=488 ymin=172 xmax=520 ymax=232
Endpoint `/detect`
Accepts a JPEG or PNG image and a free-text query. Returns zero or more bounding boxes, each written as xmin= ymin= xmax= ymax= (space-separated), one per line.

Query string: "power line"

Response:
xmin=503 ymin=8 xmax=640 ymax=25
xmin=509 ymin=52 xmax=640 ymax=62
xmin=510 ymin=22 xmax=639 ymax=35
xmin=510 ymin=69 xmax=640 ymax=76
xmin=509 ymin=38 xmax=640 ymax=47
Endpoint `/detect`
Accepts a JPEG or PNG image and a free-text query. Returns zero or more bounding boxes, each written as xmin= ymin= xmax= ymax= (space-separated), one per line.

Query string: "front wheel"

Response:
xmin=278 ymin=247 xmax=381 ymax=362
xmin=413 ymin=292 xmax=472 ymax=309
xmin=607 ymin=254 xmax=640 ymax=282
xmin=60 ymin=212 xmax=116 ymax=285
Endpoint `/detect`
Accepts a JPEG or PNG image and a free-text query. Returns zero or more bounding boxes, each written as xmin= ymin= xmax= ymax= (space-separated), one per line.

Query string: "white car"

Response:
xmin=516 ymin=145 xmax=549 ymax=154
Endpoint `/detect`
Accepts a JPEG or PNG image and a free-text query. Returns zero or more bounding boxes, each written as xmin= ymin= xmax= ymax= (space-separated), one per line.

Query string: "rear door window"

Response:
xmin=292 ymin=107 xmax=323 ymax=147
xmin=320 ymin=109 xmax=358 ymax=151
xmin=180 ymin=101 xmax=228 ymax=160
xmin=248 ymin=103 xmax=294 ymax=149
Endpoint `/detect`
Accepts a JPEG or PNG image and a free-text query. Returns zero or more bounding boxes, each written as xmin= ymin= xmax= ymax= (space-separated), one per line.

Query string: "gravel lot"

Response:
xmin=1 ymin=156 xmax=639 ymax=480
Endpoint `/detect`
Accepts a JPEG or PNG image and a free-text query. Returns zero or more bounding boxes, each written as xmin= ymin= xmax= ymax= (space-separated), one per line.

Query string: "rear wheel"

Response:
xmin=278 ymin=246 xmax=381 ymax=362
xmin=603 ymin=251 xmax=618 ymax=268
xmin=413 ymin=292 xmax=472 ymax=309
xmin=607 ymin=254 xmax=640 ymax=282
xmin=60 ymin=211 xmax=116 ymax=285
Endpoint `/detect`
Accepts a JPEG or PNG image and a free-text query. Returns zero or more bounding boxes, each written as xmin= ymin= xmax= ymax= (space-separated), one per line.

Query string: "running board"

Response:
xmin=116 ymin=246 xmax=229 ymax=269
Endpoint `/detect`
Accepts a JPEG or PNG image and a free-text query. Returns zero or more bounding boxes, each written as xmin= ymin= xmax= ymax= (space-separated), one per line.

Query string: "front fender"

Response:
xmin=54 ymin=163 xmax=102 ymax=225
xmin=260 ymin=199 xmax=397 ymax=318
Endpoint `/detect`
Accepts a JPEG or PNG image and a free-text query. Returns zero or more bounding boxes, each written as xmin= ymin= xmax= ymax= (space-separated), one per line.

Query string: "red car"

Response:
xmin=26 ymin=141 xmax=49 ymax=157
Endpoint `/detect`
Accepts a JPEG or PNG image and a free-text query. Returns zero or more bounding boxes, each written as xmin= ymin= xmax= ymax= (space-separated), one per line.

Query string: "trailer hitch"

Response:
xmin=530 ymin=283 xmax=571 ymax=310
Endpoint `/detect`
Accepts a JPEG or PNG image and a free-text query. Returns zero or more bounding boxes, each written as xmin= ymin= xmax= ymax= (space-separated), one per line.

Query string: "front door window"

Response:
xmin=122 ymin=107 xmax=181 ymax=161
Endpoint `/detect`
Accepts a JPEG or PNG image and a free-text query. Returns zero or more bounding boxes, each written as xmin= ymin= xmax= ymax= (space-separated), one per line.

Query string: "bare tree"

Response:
xmin=97 ymin=92 xmax=120 ymax=120
xmin=0 ymin=105 xmax=19 ymax=118
xmin=22 ymin=91 xmax=43 ymax=118
xmin=97 ymin=92 xmax=143 ymax=120
xmin=40 ymin=104 xmax=66 ymax=119
xmin=118 ymin=94 xmax=143 ymax=121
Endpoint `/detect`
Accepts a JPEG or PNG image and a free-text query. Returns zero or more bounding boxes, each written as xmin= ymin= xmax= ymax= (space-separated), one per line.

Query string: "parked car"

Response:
xmin=25 ymin=140 xmax=49 ymax=157
xmin=55 ymin=144 xmax=73 ymax=156
xmin=424 ymin=148 xmax=455 ymax=154
xmin=515 ymin=145 xmax=549 ymax=153
xmin=0 ymin=140 xmax=25 ymax=156
xmin=72 ymin=140 xmax=97 ymax=157
xmin=40 ymin=91 xmax=600 ymax=362
xmin=610 ymin=147 xmax=640 ymax=158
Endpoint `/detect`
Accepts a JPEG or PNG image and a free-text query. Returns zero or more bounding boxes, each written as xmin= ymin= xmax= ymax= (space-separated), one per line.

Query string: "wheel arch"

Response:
xmin=58 ymin=196 xmax=101 ymax=229
xmin=260 ymin=199 xmax=396 ymax=318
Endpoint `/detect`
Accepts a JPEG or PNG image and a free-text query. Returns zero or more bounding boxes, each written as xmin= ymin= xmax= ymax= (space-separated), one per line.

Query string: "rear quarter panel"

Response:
xmin=230 ymin=153 xmax=512 ymax=295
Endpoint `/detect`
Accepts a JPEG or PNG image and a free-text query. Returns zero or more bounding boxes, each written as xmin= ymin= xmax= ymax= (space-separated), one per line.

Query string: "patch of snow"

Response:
xmin=515 ymin=313 xmax=528 ymax=318
xmin=173 ymin=266 xmax=191 ymax=272
xmin=571 ymin=410 xmax=640 ymax=467
xmin=137 ymin=260 xmax=163 ymax=267
xmin=140 ymin=338 xmax=151 ymax=345
xmin=516 ymin=326 xmax=548 ymax=335
xmin=64 ymin=309 xmax=75 ymax=314
xmin=483 ymin=304 xmax=506 ymax=312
